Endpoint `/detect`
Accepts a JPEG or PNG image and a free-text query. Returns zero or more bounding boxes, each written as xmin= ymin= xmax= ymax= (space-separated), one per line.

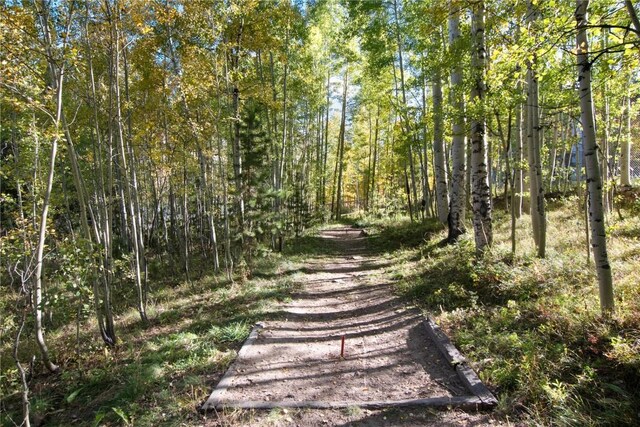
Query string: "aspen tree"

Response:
xmin=621 ymin=87 xmax=632 ymax=186
xmin=83 ymin=1 xmax=116 ymax=345
xmin=31 ymin=0 xmax=75 ymax=373
xmin=470 ymin=0 xmax=492 ymax=253
xmin=513 ymin=82 xmax=523 ymax=219
xmin=576 ymin=0 xmax=615 ymax=312
xmin=108 ymin=1 xmax=147 ymax=322
xmin=433 ymin=68 xmax=449 ymax=224
xmin=447 ymin=1 xmax=466 ymax=242
xmin=334 ymin=67 xmax=348 ymax=220
xmin=526 ymin=1 xmax=546 ymax=258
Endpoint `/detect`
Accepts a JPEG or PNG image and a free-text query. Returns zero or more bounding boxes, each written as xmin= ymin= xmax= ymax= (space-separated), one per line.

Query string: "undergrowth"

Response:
xmin=1 ymin=255 xmax=301 ymax=426
xmin=2 ymin=199 xmax=639 ymax=426
xmin=364 ymin=197 xmax=640 ymax=426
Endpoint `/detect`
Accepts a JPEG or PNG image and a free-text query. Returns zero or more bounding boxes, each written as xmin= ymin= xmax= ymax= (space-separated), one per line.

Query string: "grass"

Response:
xmin=0 ymin=254 xmax=301 ymax=426
xmin=2 ymin=197 xmax=639 ymax=426
xmin=361 ymin=196 xmax=640 ymax=426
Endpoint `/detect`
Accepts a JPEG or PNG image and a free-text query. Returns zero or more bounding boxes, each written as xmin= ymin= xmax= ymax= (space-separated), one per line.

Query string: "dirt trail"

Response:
xmin=204 ymin=227 xmax=500 ymax=426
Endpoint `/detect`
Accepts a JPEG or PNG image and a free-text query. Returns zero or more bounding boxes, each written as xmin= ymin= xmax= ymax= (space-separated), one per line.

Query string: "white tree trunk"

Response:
xmin=621 ymin=89 xmax=632 ymax=186
xmin=576 ymin=0 xmax=614 ymax=312
xmin=229 ymin=22 xmax=245 ymax=256
xmin=433 ymin=71 xmax=449 ymax=224
xmin=447 ymin=3 xmax=467 ymax=242
xmin=470 ymin=0 xmax=492 ymax=253
xmin=600 ymin=29 xmax=611 ymax=214
xmin=526 ymin=2 xmax=546 ymax=258
xmin=111 ymin=5 xmax=147 ymax=322
xmin=513 ymin=82 xmax=523 ymax=218
xmin=32 ymin=0 xmax=74 ymax=373
xmin=420 ymin=69 xmax=432 ymax=218
xmin=33 ymin=108 xmax=62 ymax=374
xmin=83 ymin=1 xmax=116 ymax=344
xmin=334 ymin=67 xmax=348 ymax=220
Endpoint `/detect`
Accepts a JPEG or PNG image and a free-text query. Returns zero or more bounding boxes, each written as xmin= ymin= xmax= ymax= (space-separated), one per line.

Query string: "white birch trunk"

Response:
xmin=420 ymin=70 xmax=432 ymax=218
xmin=447 ymin=3 xmax=467 ymax=242
xmin=600 ymin=29 xmax=611 ymax=214
xmin=470 ymin=1 xmax=492 ymax=253
xmin=111 ymin=4 xmax=147 ymax=322
xmin=31 ymin=0 xmax=77 ymax=373
xmin=433 ymin=71 xmax=449 ymax=224
xmin=229 ymin=22 xmax=245 ymax=255
xmin=513 ymin=82 xmax=523 ymax=218
xmin=335 ymin=68 xmax=348 ymax=220
xmin=33 ymin=102 xmax=62 ymax=374
xmin=526 ymin=2 xmax=546 ymax=258
xmin=576 ymin=0 xmax=614 ymax=312
xmin=621 ymin=89 xmax=632 ymax=186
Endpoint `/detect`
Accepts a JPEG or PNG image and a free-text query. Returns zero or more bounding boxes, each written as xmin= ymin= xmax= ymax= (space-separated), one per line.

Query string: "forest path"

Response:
xmin=203 ymin=226 xmax=499 ymax=426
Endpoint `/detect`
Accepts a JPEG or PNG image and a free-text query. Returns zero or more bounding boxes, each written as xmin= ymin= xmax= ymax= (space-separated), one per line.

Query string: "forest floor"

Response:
xmin=203 ymin=227 xmax=501 ymax=426
xmin=3 ymin=196 xmax=638 ymax=426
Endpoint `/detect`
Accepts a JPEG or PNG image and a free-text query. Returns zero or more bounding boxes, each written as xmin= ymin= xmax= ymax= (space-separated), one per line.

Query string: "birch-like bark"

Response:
xmin=420 ymin=66 xmax=432 ymax=218
xmin=526 ymin=2 xmax=546 ymax=258
xmin=393 ymin=0 xmax=418 ymax=220
xmin=447 ymin=3 xmax=467 ymax=242
xmin=31 ymin=0 xmax=77 ymax=373
xmin=217 ymin=115 xmax=233 ymax=278
xmin=109 ymin=2 xmax=147 ymax=322
xmin=494 ymin=110 xmax=510 ymax=209
xmin=513 ymin=86 xmax=523 ymax=218
xmin=230 ymin=20 xmax=245 ymax=255
xmin=276 ymin=26 xmax=289 ymax=251
xmin=621 ymin=88 xmax=632 ymax=186
xmin=408 ymin=145 xmax=419 ymax=221
xmin=600 ymin=29 xmax=611 ymax=214
xmin=404 ymin=165 xmax=414 ymax=222
xmin=322 ymin=70 xmax=330 ymax=212
xmin=433 ymin=70 xmax=449 ymax=224
xmin=366 ymin=113 xmax=373 ymax=211
xmin=212 ymin=59 xmax=233 ymax=277
xmin=576 ymin=0 xmax=614 ymax=312
xmin=370 ymin=106 xmax=380 ymax=211
xmin=548 ymin=123 xmax=558 ymax=191
xmin=316 ymin=108 xmax=323 ymax=210
xmin=202 ymin=142 xmax=220 ymax=272
xmin=470 ymin=1 xmax=492 ymax=253
xmin=121 ymin=17 xmax=148 ymax=303
xmin=78 ymin=0 xmax=116 ymax=346
xmin=30 ymin=75 xmax=52 ymax=365
xmin=334 ymin=67 xmax=348 ymax=220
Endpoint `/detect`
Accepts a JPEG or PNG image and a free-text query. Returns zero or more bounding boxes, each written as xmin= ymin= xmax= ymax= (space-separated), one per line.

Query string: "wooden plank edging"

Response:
xmin=423 ymin=316 xmax=466 ymax=366
xmin=423 ymin=316 xmax=497 ymax=407
xmin=202 ymin=317 xmax=497 ymax=412
xmin=206 ymin=395 xmax=484 ymax=411
xmin=456 ymin=364 xmax=498 ymax=406
xmin=201 ymin=323 xmax=264 ymax=412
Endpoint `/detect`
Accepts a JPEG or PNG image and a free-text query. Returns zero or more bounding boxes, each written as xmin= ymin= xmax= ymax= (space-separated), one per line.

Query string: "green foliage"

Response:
xmin=368 ymin=199 xmax=640 ymax=426
xmin=2 ymin=0 xmax=640 ymax=425
xmin=208 ymin=321 xmax=251 ymax=344
xmin=0 ymin=250 xmax=298 ymax=426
